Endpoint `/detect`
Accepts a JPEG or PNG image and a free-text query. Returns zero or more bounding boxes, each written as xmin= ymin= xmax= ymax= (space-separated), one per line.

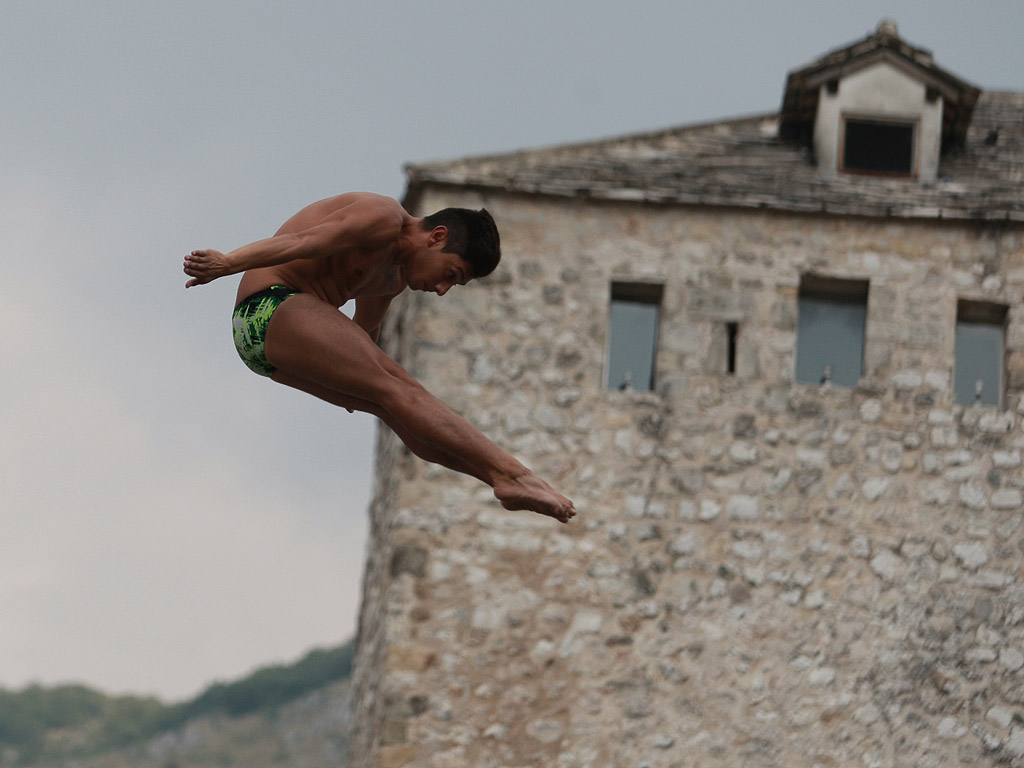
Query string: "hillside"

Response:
xmin=0 ymin=641 xmax=354 ymax=768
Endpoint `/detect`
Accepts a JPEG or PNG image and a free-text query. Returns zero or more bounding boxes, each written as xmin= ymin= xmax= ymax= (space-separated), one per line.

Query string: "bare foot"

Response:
xmin=493 ymin=473 xmax=576 ymax=523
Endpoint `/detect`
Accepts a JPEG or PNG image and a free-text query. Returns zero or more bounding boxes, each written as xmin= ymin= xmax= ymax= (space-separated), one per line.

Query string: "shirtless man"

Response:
xmin=184 ymin=192 xmax=575 ymax=523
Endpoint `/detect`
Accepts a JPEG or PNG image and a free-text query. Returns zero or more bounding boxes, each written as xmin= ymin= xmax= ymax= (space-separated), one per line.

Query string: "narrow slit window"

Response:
xmin=795 ymin=275 xmax=868 ymax=388
xmin=607 ymin=282 xmax=663 ymax=391
xmin=842 ymin=117 xmax=915 ymax=176
xmin=955 ymin=300 xmax=1007 ymax=407
xmin=726 ymin=322 xmax=739 ymax=375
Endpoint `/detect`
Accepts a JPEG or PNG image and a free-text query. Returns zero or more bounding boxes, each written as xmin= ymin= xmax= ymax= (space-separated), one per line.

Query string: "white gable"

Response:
xmin=813 ymin=61 xmax=944 ymax=181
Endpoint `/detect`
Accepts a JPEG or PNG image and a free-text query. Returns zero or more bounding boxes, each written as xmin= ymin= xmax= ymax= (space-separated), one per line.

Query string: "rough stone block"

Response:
xmin=987 ymin=707 xmax=1014 ymax=729
xmin=391 ymin=545 xmax=428 ymax=578
xmin=378 ymin=745 xmax=417 ymax=768
xmin=992 ymin=488 xmax=1023 ymax=510
xmin=669 ymin=533 xmax=700 ymax=557
xmin=1004 ymin=727 xmax=1024 ymax=758
xmin=727 ymin=495 xmax=760 ymax=520
xmin=869 ymin=550 xmax=902 ymax=581
xmin=953 ymin=542 xmax=990 ymax=571
xmin=387 ymin=643 xmax=436 ymax=672
xmin=959 ymin=481 xmax=988 ymax=510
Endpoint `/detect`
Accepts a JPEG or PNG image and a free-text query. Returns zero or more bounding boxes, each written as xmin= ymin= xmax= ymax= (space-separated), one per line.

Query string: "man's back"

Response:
xmin=234 ymin=193 xmax=409 ymax=307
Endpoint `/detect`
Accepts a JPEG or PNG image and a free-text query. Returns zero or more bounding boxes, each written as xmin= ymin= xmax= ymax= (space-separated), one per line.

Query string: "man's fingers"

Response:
xmin=183 ymin=249 xmax=223 ymax=288
xmin=184 ymin=254 xmax=208 ymax=275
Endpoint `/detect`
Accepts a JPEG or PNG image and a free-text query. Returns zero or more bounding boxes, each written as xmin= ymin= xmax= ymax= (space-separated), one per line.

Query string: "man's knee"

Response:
xmin=373 ymin=372 xmax=428 ymax=412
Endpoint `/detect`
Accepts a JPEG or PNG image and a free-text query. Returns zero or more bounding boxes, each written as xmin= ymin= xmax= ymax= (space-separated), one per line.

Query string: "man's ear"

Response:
xmin=428 ymin=225 xmax=448 ymax=248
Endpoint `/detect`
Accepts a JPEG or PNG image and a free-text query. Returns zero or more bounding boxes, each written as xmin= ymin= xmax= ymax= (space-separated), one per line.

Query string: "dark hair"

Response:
xmin=420 ymin=207 xmax=501 ymax=278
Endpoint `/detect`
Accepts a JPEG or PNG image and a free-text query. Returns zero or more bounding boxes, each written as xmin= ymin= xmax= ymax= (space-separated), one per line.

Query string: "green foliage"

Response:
xmin=158 ymin=640 xmax=355 ymax=729
xmin=0 ymin=684 xmax=109 ymax=759
xmin=94 ymin=695 xmax=172 ymax=749
xmin=0 ymin=638 xmax=355 ymax=763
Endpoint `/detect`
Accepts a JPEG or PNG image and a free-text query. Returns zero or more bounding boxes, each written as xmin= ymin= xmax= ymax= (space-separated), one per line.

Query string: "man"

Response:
xmin=184 ymin=192 xmax=575 ymax=523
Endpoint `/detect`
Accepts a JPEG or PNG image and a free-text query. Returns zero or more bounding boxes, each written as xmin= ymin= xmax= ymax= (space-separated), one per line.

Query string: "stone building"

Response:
xmin=351 ymin=21 xmax=1024 ymax=768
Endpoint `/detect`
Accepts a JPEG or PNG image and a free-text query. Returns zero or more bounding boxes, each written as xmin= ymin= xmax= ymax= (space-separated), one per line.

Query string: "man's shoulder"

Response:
xmin=324 ymin=193 xmax=406 ymax=232
xmin=327 ymin=192 xmax=402 ymax=214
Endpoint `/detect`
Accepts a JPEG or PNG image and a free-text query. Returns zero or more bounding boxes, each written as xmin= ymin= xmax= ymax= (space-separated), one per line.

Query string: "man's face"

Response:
xmin=408 ymin=250 xmax=472 ymax=297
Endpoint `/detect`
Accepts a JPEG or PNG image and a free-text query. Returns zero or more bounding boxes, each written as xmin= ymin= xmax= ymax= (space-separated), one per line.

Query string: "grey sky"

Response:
xmin=3 ymin=1 xmax=1021 ymax=701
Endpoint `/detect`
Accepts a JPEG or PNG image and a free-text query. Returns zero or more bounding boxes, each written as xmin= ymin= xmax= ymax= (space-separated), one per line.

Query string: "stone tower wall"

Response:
xmin=352 ymin=188 xmax=1024 ymax=768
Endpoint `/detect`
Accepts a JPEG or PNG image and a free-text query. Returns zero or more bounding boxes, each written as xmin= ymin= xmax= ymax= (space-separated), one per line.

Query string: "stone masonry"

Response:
xmin=349 ymin=187 xmax=1024 ymax=768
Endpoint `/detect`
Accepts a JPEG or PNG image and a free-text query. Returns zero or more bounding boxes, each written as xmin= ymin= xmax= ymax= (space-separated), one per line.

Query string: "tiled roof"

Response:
xmin=405 ymin=90 xmax=1024 ymax=222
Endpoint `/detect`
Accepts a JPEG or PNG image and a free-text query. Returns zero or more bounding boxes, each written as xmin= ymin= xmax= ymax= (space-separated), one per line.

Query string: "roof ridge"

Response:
xmin=406 ymin=111 xmax=780 ymax=172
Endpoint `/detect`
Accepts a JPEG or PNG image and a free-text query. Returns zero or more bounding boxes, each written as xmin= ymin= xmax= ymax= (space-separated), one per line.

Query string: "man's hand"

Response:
xmin=184 ymin=249 xmax=231 ymax=288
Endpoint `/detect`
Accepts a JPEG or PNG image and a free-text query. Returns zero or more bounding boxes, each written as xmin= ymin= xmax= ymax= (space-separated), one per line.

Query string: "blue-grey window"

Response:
xmin=607 ymin=282 xmax=663 ymax=391
xmin=955 ymin=300 xmax=1007 ymax=407
xmin=795 ymin=275 xmax=868 ymax=388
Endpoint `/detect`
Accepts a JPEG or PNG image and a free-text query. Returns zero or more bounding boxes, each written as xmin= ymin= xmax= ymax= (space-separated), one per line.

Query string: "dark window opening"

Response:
xmin=842 ymin=118 xmax=915 ymax=176
xmin=955 ymin=300 xmax=1008 ymax=407
xmin=726 ymin=322 xmax=739 ymax=375
xmin=607 ymin=282 xmax=663 ymax=392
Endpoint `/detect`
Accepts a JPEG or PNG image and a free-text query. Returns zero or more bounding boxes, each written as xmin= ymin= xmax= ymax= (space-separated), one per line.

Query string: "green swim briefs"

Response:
xmin=232 ymin=286 xmax=301 ymax=376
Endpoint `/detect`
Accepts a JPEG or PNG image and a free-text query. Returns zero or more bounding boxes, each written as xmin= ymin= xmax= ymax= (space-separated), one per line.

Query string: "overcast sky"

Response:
xmin=3 ymin=1 xmax=1022 ymax=702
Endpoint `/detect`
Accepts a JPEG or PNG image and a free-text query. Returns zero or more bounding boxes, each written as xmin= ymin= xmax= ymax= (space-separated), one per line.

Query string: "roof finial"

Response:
xmin=876 ymin=18 xmax=899 ymax=38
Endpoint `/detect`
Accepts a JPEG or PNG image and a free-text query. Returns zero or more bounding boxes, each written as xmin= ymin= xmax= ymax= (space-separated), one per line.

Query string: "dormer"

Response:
xmin=779 ymin=20 xmax=980 ymax=183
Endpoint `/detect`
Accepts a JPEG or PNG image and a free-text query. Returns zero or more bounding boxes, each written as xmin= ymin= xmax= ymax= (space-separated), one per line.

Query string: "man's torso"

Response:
xmin=235 ymin=192 xmax=407 ymax=307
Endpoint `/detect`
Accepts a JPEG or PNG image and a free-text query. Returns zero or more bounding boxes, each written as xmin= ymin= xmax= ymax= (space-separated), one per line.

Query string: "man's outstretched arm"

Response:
xmin=183 ymin=198 xmax=403 ymax=287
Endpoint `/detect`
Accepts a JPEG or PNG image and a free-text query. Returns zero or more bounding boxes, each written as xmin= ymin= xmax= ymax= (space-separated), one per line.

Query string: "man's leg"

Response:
xmin=264 ymin=294 xmax=575 ymax=522
xmin=271 ymin=370 xmax=484 ymax=481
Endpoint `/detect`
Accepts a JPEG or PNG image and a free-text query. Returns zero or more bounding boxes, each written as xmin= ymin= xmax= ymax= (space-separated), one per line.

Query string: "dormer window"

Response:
xmin=779 ymin=20 xmax=980 ymax=185
xmin=842 ymin=116 xmax=916 ymax=176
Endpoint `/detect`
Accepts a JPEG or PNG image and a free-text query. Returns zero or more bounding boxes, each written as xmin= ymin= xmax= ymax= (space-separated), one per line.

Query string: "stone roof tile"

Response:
xmin=406 ymin=92 xmax=1024 ymax=222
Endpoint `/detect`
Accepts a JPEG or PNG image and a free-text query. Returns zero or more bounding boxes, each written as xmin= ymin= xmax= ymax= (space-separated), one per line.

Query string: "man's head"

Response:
xmin=420 ymin=207 xmax=501 ymax=279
